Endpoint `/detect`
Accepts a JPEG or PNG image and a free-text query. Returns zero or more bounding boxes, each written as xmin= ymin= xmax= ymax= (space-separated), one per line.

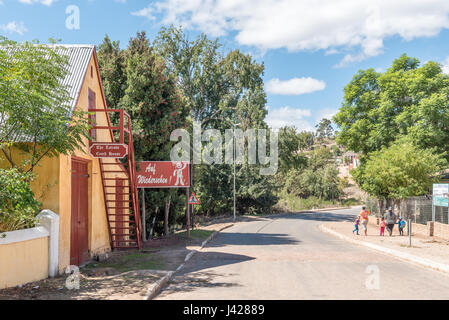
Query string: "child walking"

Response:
xmin=353 ymin=216 xmax=360 ymax=235
xmin=380 ymin=217 xmax=386 ymax=236
xmin=397 ymin=217 xmax=406 ymax=236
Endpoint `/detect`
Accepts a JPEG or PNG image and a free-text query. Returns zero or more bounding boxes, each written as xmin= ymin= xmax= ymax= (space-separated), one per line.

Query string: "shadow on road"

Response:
xmin=157 ymin=209 xmax=359 ymax=297
xmin=161 ymin=270 xmax=244 ymax=296
xmin=207 ymin=232 xmax=301 ymax=247
xmin=181 ymin=251 xmax=255 ymax=274
xmin=160 ymin=252 xmax=254 ymax=296
xmin=269 ymin=211 xmax=356 ymax=223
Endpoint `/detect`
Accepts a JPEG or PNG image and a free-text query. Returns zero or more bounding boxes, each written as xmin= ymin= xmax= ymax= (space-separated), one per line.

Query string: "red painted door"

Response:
xmin=71 ymin=158 xmax=89 ymax=266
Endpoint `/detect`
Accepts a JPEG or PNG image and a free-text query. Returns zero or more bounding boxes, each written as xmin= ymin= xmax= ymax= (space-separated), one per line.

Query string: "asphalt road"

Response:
xmin=156 ymin=207 xmax=449 ymax=300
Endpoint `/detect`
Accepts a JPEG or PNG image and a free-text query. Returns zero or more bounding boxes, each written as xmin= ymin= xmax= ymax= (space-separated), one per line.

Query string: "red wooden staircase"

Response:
xmin=89 ymin=109 xmax=142 ymax=250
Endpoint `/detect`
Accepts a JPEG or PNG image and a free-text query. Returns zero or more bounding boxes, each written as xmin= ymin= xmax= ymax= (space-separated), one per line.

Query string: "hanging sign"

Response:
xmin=136 ymin=161 xmax=190 ymax=188
xmin=188 ymin=192 xmax=200 ymax=205
xmin=433 ymin=184 xmax=449 ymax=207
xmin=89 ymin=143 xmax=128 ymax=158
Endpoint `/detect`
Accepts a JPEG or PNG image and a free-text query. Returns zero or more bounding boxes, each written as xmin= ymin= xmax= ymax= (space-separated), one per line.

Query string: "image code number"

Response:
xmin=226 ymin=305 xmax=265 ymax=316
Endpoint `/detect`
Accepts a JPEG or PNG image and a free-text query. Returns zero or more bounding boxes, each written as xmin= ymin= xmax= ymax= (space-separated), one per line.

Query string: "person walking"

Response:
xmin=380 ymin=217 xmax=386 ymax=236
xmin=385 ymin=207 xmax=397 ymax=236
xmin=353 ymin=216 xmax=360 ymax=235
xmin=360 ymin=206 xmax=371 ymax=236
xmin=397 ymin=217 xmax=406 ymax=236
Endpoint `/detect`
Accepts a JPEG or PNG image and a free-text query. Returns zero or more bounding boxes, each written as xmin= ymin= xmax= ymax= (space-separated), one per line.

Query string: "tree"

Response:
xmin=281 ymin=145 xmax=341 ymax=201
xmin=330 ymin=145 xmax=343 ymax=157
xmin=97 ymin=35 xmax=127 ymax=109
xmin=98 ymin=32 xmax=189 ymax=237
xmin=0 ymin=40 xmax=90 ymax=173
xmin=153 ymin=26 xmax=275 ymax=216
xmin=334 ymin=54 xmax=449 ymax=158
xmin=315 ymin=118 xmax=334 ymax=141
xmin=154 ymin=26 xmax=267 ymax=126
xmin=0 ymin=168 xmax=41 ymax=232
xmin=297 ymin=131 xmax=315 ymax=151
xmin=353 ymin=141 xmax=447 ymax=205
xmin=278 ymin=126 xmax=307 ymax=174
xmin=120 ymin=32 xmax=188 ymax=161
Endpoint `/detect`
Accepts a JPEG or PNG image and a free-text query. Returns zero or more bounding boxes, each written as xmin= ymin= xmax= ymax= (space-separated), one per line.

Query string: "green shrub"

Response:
xmin=0 ymin=168 xmax=41 ymax=232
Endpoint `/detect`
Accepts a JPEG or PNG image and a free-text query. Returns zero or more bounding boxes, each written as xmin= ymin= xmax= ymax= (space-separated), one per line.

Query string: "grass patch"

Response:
xmin=177 ymin=229 xmax=214 ymax=240
xmin=275 ymin=195 xmax=362 ymax=212
xmin=83 ymin=251 xmax=167 ymax=273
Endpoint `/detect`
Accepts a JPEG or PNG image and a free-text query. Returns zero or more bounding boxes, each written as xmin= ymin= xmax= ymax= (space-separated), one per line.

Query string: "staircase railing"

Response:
xmin=89 ymin=108 xmax=141 ymax=250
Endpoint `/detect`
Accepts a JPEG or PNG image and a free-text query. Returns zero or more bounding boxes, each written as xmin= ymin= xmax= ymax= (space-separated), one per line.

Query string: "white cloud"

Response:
xmin=265 ymin=106 xmax=313 ymax=131
xmin=442 ymin=56 xmax=449 ymax=74
xmin=18 ymin=0 xmax=56 ymax=5
xmin=0 ymin=21 xmax=27 ymax=35
xmin=131 ymin=7 xmax=156 ymax=20
xmin=314 ymin=107 xmax=339 ymax=124
xmin=136 ymin=0 xmax=449 ymax=66
xmin=266 ymin=77 xmax=326 ymax=95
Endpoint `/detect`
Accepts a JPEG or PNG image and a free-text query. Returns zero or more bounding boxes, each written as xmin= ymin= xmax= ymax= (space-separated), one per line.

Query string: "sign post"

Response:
xmin=136 ymin=161 xmax=190 ymax=189
xmin=136 ymin=161 xmax=191 ymax=238
xmin=188 ymin=192 xmax=200 ymax=205
xmin=141 ymin=188 xmax=146 ymax=242
xmin=89 ymin=143 xmax=128 ymax=158
xmin=432 ymin=184 xmax=449 ymax=222
xmin=408 ymin=218 xmax=412 ymax=247
xmin=186 ymin=188 xmax=190 ymax=238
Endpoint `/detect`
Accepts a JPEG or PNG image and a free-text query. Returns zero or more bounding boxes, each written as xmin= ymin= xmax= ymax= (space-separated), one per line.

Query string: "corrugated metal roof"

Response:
xmin=50 ymin=45 xmax=94 ymax=115
xmin=1 ymin=44 xmax=94 ymax=142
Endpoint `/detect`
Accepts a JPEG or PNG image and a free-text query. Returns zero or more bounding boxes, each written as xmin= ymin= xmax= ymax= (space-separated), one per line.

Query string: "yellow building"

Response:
xmin=0 ymin=45 xmax=141 ymax=274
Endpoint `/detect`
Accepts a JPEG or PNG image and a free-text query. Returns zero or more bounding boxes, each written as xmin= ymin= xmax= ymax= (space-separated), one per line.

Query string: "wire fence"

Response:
xmin=365 ymin=196 xmax=449 ymax=226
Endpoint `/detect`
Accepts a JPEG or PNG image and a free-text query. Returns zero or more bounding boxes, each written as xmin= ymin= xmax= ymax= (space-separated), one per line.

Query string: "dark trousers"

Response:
xmin=387 ymin=224 xmax=395 ymax=235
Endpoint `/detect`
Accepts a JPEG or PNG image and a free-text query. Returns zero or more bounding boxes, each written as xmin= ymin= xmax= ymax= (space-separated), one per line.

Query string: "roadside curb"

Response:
xmin=319 ymin=224 xmax=449 ymax=275
xmin=143 ymin=271 xmax=174 ymax=300
xmin=144 ymin=223 xmax=234 ymax=300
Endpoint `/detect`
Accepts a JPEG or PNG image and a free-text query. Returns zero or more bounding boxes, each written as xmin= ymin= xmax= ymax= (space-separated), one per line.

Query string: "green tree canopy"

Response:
xmin=0 ymin=39 xmax=90 ymax=173
xmin=352 ymin=141 xmax=447 ymax=200
xmin=281 ymin=145 xmax=342 ymax=201
xmin=278 ymin=126 xmax=307 ymax=174
xmin=316 ymin=118 xmax=334 ymax=141
xmin=98 ymin=32 xmax=189 ymax=236
xmin=153 ymin=26 xmax=275 ymax=216
xmin=334 ymin=54 xmax=449 ymax=158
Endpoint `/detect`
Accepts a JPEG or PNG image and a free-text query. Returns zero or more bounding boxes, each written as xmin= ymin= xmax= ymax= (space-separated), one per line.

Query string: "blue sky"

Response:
xmin=3 ymin=0 xmax=449 ymax=131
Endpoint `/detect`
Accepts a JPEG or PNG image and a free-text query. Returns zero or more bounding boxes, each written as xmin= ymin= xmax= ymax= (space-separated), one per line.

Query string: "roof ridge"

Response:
xmin=45 ymin=44 xmax=95 ymax=48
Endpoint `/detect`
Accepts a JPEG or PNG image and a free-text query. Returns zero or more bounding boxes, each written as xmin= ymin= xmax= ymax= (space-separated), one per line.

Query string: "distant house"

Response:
xmin=343 ymin=151 xmax=359 ymax=170
xmin=0 ymin=45 xmax=140 ymax=273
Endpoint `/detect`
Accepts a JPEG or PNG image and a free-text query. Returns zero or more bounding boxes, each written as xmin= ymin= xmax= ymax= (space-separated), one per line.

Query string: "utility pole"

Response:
xmin=408 ymin=218 xmax=412 ymax=247
xmin=233 ymin=130 xmax=236 ymax=222
xmin=141 ymin=188 xmax=146 ymax=242
xmin=186 ymin=188 xmax=190 ymax=238
xmin=232 ymin=123 xmax=240 ymax=222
